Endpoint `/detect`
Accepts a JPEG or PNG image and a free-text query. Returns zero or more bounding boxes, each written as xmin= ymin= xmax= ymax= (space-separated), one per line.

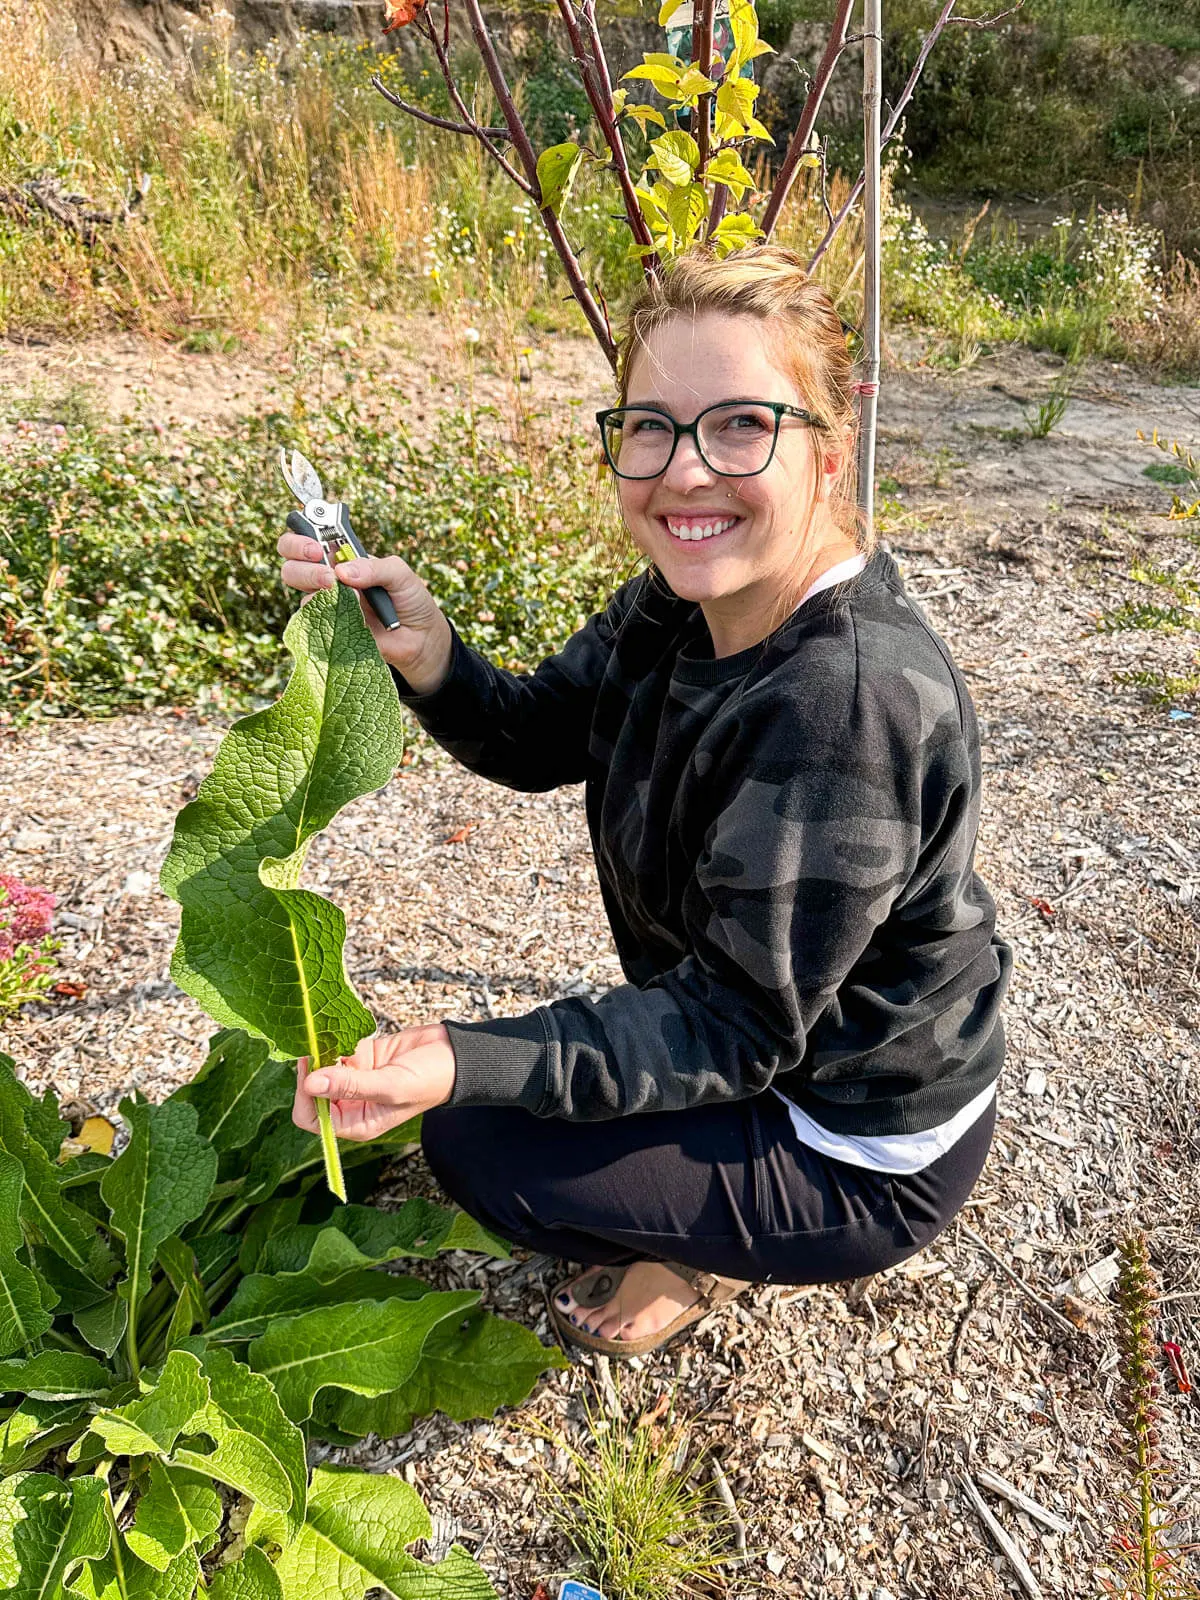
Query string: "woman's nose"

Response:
xmin=661 ymin=432 xmax=716 ymax=490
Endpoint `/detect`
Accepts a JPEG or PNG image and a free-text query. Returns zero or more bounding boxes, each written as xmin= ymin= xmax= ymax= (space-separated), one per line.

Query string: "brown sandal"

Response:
xmin=550 ymin=1261 xmax=753 ymax=1358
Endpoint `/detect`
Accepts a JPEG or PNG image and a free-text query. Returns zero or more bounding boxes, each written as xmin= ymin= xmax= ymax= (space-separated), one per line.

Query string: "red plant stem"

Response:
xmin=759 ymin=0 xmax=854 ymax=241
xmin=556 ymin=0 xmax=660 ymax=266
xmin=808 ymin=0 xmax=961 ymax=271
xmin=692 ymin=0 xmax=717 ymax=176
xmin=459 ymin=0 xmax=617 ymax=367
xmin=706 ymin=179 xmax=729 ymax=239
xmin=408 ymin=10 xmax=534 ymax=194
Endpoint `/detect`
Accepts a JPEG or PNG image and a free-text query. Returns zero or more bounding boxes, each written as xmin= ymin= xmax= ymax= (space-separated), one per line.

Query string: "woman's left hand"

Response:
xmin=293 ymin=1023 xmax=457 ymax=1142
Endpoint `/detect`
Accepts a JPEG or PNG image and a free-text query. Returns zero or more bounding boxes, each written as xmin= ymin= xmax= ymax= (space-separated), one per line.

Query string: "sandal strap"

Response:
xmin=667 ymin=1263 xmax=753 ymax=1309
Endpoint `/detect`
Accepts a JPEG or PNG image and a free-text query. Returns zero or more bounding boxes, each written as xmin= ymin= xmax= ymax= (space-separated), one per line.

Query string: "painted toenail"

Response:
xmin=556 ymin=1293 xmax=570 ymax=1307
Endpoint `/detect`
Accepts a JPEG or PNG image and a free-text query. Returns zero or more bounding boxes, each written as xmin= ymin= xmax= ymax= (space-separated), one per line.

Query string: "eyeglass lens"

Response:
xmin=605 ymin=403 xmax=781 ymax=479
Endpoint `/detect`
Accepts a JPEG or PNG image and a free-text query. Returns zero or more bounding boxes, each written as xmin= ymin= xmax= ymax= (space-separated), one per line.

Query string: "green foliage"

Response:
xmin=0 ymin=395 xmax=612 ymax=724
xmin=0 ymin=1041 xmax=565 ymax=1595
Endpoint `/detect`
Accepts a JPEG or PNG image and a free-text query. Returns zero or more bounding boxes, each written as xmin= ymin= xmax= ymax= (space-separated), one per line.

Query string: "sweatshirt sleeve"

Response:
xmin=442 ymin=663 xmax=934 ymax=1119
xmin=391 ymin=577 xmax=642 ymax=793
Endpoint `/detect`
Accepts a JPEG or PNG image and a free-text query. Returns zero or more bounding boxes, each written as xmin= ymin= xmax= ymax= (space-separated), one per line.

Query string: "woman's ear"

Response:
xmin=817 ymin=427 xmax=851 ymax=502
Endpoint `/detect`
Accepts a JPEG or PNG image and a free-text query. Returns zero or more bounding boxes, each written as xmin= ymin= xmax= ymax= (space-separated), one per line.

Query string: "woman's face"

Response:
xmin=617 ymin=311 xmax=852 ymax=655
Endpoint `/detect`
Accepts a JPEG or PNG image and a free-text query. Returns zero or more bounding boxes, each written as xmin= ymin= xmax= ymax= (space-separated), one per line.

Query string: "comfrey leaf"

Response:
xmin=170 ymin=1343 xmax=307 ymax=1531
xmin=0 ymin=1153 xmax=53 ymax=1359
xmin=169 ymin=1031 xmax=295 ymax=1158
xmin=159 ymin=583 xmax=405 ymax=1201
xmin=87 ymin=1348 xmax=209 ymax=1459
xmin=207 ymin=1547 xmax=283 ymax=1600
xmin=0 ymin=1352 xmax=112 ymax=1401
xmin=126 ymin=1460 xmax=222 ymax=1571
xmin=0 ymin=1399 xmax=88 ymax=1476
xmin=100 ymin=1098 xmax=217 ymax=1312
xmin=318 ymin=1306 xmax=567 ymax=1443
xmin=247 ymin=1291 xmax=478 ymax=1423
xmin=0 ymin=1472 xmax=110 ymax=1600
xmin=246 ymin=1466 xmax=497 ymax=1600
xmin=209 ymin=1268 xmax=428 ymax=1345
xmin=258 ymin=1200 xmax=501 ymax=1280
xmin=65 ymin=1539 xmax=200 ymax=1600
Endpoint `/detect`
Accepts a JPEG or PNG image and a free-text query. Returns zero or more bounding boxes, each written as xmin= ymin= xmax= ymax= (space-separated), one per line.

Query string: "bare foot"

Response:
xmin=555 ymin=1261 xmax=699 ymax=1343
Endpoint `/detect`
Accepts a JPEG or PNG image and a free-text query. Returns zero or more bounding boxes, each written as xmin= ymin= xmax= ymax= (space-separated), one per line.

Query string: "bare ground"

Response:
xmin=2 ymin=320 xmax=1198 ymax=1600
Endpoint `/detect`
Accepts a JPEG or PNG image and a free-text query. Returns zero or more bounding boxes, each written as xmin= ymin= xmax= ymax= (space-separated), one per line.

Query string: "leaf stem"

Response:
xmin=316 ymin=1097 xmax=347 ymax=1203
xmin=125 ymin=1300 xmax=141 ymax=1383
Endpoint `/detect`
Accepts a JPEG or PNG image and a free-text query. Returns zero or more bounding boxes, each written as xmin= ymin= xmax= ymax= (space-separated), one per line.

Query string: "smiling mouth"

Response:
xmin=659 ymin=515 xmax=743 ymax=543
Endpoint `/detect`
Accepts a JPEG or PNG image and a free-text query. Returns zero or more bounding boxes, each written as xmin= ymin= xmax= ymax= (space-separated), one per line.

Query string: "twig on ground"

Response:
xmin=708 ymin=1455 xmax=748 ymax=1566
xmin=959 ymin=1471 xmax=1045 ymax=1600
xmin=973 ymin=1466 xmax=1073 ymax=1535
xmin=957 ymin=1221 xmax=1079 ymax=1339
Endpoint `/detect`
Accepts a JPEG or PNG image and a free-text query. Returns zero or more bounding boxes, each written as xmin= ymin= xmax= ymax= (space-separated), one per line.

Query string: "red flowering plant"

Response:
xmin=0 ymin=872 xmax=60 ymax=1017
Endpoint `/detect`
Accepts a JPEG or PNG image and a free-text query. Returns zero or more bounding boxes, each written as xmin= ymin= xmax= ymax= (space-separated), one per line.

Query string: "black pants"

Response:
xmin=421 ymin=1090 xmax=995 ymax=1286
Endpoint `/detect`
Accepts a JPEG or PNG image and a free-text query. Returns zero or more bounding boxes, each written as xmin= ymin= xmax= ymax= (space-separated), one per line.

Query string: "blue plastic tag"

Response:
xmin=557 ymin=1583 xmax=607 ymax=1600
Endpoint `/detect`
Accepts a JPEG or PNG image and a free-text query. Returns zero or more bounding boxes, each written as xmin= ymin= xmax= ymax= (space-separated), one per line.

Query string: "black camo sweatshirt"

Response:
xmin=392 ymin=548 xmax=1012 ymax=1133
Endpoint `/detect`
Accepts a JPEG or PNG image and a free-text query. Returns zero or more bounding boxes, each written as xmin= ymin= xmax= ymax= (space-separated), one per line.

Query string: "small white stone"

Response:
xmin=765 ymin=1551 xmax=787 ymax=1575
xmin=892 ymin=1344 xmax=916 ymax=1377
xmin=1024 ymin=1067 xmax=1048 ymax=1097
xmin=122 ymin=870 xmax=156 ymax=897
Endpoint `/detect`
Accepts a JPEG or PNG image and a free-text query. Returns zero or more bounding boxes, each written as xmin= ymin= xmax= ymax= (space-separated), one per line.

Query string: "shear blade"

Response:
xmin=280 ymin=447 xmax=325 ymax=505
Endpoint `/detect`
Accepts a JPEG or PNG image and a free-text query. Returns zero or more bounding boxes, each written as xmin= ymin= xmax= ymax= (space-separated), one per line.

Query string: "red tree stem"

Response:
xmin=759 ymin=0 xmax=854 ymax=241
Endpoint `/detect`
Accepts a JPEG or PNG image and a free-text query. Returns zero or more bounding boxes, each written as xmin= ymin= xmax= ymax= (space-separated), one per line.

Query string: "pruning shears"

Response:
xmin=278 ymin=448 xmax=400 ymax=632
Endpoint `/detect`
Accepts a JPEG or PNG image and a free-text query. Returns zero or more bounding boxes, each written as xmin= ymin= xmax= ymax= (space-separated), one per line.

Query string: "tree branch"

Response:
xmin=692 ymin=0 xmax=717 ymax=177
xmin=556 ymin=0 xmax=661 ymax=269
xmin=808 ymin=0 xmax=961 ymax=271
xmin=411 ymin=7 xmax=534 ymax=194
xmin=458 ymin=0 xmax=617 ymax=366
xmin=759 ymin=0 xmax=854 ymax=241
xmin=369 ymin=76 xmax=508 ymax=142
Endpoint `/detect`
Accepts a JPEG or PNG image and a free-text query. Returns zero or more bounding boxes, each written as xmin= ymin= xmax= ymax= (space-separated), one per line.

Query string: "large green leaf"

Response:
xmin=171 ymin=1344 xmax=306 ymax=1528
xmin=87 ymin=1349 xmax=209 ymax=1459
xmin=170 ymin=1031 xmax=296 ymax=1158
xmin=320 ymin=1307 xmax=566 ymax=1442
xmin=208 ymin=1548 xmax=283 ymax=1600
xmin=259 ymin=1202 xmax=502 ymax=1280
xmin=65 ymin=1539 xmax=200 ymax=1600
xmin=0 ymin=1472 xmax=109 ymax=1600
xmin=72 ymin=1298 xmax=127 ymax=1362
xmin=0 ymin=1400 xmax=87 ymax=1475
xmin=247 ymin=1292 xmax=477 ymax=1423
xmin=209 ymin=1268 xmax=428 ymax=1344
xmin=0 ymin=1153 xmax=53 ymax=1359
xmin=159 ymin=581 xmax=404 ymax=1075
xmin=247 ymin=1467 xmax=497 ymax=1600
xmin=158 ymin=1236 xmax=209 ymax=1348
xmin=99 ymin=1099 xmax=218 ymax=1316
xmin=0 ymin=1353 xmax=112 ymax=1401
xmin=0 ymin=1062 xmax=114 ymax=1285
xmin=126 ymin=1460 xmax=221 ymax=1571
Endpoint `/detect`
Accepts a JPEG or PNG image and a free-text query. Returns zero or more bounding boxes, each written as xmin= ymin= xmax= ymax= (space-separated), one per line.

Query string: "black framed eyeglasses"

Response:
xmin=595 ymin=399 xmax=826 ymax=481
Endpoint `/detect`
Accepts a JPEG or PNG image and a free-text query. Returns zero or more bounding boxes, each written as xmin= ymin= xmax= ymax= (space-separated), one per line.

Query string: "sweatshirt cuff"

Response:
xmin=443 ymin=1011 xmax=554 ymax=1114
xmin=389 ymin=624 xmax=476 ymax=719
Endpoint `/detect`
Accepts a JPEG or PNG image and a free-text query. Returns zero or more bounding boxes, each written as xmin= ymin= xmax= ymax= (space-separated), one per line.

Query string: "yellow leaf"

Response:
xmin=657 ymin=0 xmax=687 ymax=23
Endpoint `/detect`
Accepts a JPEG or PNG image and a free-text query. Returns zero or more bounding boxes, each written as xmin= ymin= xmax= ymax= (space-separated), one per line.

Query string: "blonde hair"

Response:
xmin=612 ymin=243 xmax=868 ymax=552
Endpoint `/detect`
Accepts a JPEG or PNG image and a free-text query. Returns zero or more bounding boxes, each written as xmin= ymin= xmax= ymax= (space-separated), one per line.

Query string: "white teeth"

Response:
xmin=665 ymin=517 xmax=737 ymax=541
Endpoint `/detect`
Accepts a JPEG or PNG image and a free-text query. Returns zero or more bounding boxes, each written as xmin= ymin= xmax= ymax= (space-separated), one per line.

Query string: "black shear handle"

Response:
xmin=286 ymin=509 xmax=400 ymax=632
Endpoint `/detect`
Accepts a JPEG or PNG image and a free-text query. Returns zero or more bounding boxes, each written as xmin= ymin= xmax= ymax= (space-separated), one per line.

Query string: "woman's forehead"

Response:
xmin=625 ymin=312 xmax=801 ymax=407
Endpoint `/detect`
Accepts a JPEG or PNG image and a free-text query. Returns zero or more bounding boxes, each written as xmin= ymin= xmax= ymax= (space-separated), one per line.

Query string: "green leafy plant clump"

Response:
xmin=0 ymin=1039 xmax=565 ymax=1597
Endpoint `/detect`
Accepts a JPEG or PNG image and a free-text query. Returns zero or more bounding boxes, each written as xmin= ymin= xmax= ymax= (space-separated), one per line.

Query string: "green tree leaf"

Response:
xmin=247 ymin=1466 xmax=497 ymax=1600
xmin=649 ymin=130 xmax=699 ymax=186
xmin=705 ymin=147 xmax=756 ymax=199
xmin=158 ymin=584 xmax=405 ymax=1204
xmin=664 ymin=182 xmax=707 ymax=248
xmin=714 ymin=75 xmax=760 ymax=138
xmin=618 ymin=101 xmax=667 ymax=132
xmin=209 ymin=1268 xmax=428 ymax=1344
xmin=0 ymin=1472 xmax=109 ymax=1600
xmin=170 ymin=1344 xmax=306 ymax=1528
xmin=622 ymin=62 xmax=683 ymax=96
xmin=0 ymin=1061 xmax=114 ymax=1286
xmin=126 ymin=1460 xmax=221 ymax=1571
xmin=710 ymin=211 xmax=763 ymax=257
xmin=247 ymin=1292 xmax=477 ymax=1423
xmin=0 ymin=1153 xmax=53 ymax=1359
xmin=169 ymin=1032 xmax=295 ymax=1158
xmin=319 ymin=1306 xmax=567 ymax=1442
xmin=87 ymin=1348 xmax=209 ymax=1459
xmin=535 ymin=142 xmax=585 ymax=216
xmin=99 ymin=1099 xmax=218 ymax=1343
xmin=0 ymin=1352 xmax=112 ymax=1401
xmin=207 ymin=1547 xmax=283 ymax=1600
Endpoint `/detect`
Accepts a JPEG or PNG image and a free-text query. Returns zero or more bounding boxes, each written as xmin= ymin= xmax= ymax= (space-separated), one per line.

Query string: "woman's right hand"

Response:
xmin=277 ymin=529 xmax=454 ymax=695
